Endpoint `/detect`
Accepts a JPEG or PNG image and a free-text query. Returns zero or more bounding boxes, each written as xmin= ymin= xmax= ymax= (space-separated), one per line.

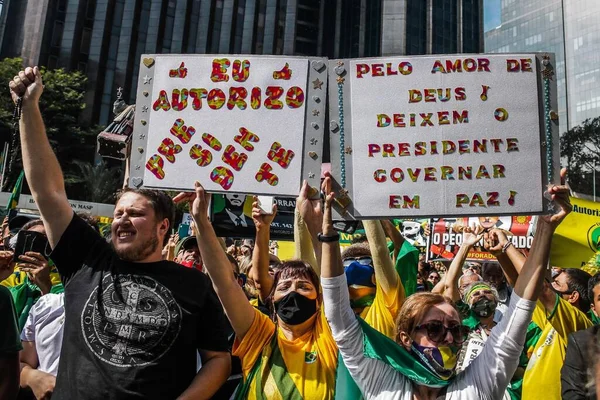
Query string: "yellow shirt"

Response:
xmin=233 ymin=307 xmax=338 ymax=400
xmin=0 ymin=265 xmax=62 ymax=288
xmin=359 ymin=277 xmax=403 ymax=339
xmin=522 ymin=296 xmax=592 ymax=400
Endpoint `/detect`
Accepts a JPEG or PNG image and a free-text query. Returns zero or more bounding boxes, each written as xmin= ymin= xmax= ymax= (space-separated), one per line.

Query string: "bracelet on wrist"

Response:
xmin=501 ymin=241 xmax=512 ymax=253
xmin=317 ymin=232 xmax=340 ymax=242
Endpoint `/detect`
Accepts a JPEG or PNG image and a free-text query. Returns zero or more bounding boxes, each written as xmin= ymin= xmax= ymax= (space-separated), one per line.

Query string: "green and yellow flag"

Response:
xmin=550 ymin=196 xmax=600 ymax=274
xmin=5 ymin=170 xmax=24 ymax=211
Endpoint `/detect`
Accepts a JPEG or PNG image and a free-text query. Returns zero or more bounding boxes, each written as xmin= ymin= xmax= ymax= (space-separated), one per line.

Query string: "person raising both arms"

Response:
xmin=320 ymin=170 xmax=572 ymax=399
xmin=176 ymin=181 xmax=340 ymax=399
xmin=10 ymin=67 xmax=231 ymax=399
xmin=294 ymin=181 xmax=407 ymax=339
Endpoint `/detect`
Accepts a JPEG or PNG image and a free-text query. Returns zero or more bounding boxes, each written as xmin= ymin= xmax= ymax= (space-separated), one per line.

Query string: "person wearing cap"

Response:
xmin=175 ymin=236 xmax=202 ymax=271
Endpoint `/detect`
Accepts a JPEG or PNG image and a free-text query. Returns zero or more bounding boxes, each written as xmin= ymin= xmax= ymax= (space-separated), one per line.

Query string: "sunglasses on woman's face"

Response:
xmin=415 ymin=321 xmax=470 ymax=344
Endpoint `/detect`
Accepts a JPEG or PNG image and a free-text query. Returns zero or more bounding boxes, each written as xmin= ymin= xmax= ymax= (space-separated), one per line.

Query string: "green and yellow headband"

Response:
xmin=463 ymin=282 xmax=492 ymax=305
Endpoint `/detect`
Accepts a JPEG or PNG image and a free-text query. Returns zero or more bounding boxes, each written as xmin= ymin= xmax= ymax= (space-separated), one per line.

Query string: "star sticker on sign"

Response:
xmin=143 ymin=75 xmax=152 ymax=84
xmin=312 ymin=109 xmax=320 ymax=116
xmin=312 ymin=78 xmax=323 ymax=90
xmin=336 ymin=76 xmax=345 ymax=84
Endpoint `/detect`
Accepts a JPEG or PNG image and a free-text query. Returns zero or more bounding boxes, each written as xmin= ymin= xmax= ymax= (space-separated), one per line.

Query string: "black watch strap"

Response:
xmin=317 ymin=232 xmax=340 ymax=242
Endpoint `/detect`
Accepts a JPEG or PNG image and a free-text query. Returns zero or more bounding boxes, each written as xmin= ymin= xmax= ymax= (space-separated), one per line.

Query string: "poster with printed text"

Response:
xmin=427 ymin=215 xmax=534 ymax=262
xmin=129 ymin=55 xmax=327 ymax=197
xmin=328 ymin=54 xmax=560 ymax=219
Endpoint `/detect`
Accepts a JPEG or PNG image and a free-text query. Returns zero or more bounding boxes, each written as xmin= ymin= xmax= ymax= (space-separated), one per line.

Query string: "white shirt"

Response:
xmin=21 ymin=293 xmax=65 ymax=376
xmin=322 ymin=274 xmax=535 ymax=400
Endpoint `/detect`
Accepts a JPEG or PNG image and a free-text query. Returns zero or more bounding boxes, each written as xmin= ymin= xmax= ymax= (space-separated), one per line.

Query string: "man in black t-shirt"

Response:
xmin=10 ymin=68 xmax=231 ymax=399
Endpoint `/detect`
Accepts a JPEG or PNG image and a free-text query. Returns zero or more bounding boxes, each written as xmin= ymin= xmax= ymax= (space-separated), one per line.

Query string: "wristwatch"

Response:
xmin=317 ymin=232 xmax=340 ymax=242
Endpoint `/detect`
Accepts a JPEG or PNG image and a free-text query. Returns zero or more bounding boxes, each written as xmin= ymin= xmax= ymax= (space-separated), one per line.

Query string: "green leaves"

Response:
xmin=560 ymin=117 xmax=600 ymax=196
xmin=0 ymin=57 xmax=112 ymax=200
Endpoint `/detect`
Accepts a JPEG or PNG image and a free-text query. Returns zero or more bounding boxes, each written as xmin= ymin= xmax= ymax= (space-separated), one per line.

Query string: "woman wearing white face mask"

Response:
xmin=319 ymin=170 xmax=572 ymax=399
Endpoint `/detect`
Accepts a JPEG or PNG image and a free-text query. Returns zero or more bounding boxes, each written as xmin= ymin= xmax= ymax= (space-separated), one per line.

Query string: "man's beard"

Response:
xmin=113 ymin=233 xmax=159 ymax=262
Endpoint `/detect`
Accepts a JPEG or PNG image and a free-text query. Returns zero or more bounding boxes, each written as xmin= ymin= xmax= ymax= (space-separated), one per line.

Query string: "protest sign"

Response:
xmin=339 ymin=219 xmax=430 ymax=247
xmin=129 ymin=55 xmax=327 ymax=197
xmin=427 ymin=215 xmax=534 ymax=262
xmin=328 ymin=54 xmax=560 ymax=219
xmin=550 ymin=197 xmax=600 ymax=273
xmin=210 ymin=195 xmax=295 ymax=240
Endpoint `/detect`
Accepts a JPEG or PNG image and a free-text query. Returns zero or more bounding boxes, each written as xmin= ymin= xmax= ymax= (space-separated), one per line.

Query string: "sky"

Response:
xmin=484 ymin=0 xmax=502 ymax=32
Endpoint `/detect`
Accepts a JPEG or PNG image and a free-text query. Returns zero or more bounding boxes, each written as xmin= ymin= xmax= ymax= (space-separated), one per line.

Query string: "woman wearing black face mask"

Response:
xmin=320 ymin=171 xmax=573 ymax=399
xmin=185 ymin=182 xmax=339 ymax=400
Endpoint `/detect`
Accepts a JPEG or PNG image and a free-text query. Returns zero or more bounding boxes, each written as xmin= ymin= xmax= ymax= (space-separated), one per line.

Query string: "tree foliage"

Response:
xmin=560 ymin=116 xmax=600 ymax=196
xmin=0 ymin=57 xmax=119 ymax=201
xmin=65 ymin=160 xmax=121 ymax=204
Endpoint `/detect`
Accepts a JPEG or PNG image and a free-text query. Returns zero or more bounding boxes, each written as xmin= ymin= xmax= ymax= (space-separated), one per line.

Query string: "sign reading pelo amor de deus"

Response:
xmin=328 ymin=54 xmax=560 ymax=219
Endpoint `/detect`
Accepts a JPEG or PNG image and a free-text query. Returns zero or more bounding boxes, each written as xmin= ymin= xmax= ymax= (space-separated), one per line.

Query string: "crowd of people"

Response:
xmin=2 ymin=68 xmax=600 ymax=400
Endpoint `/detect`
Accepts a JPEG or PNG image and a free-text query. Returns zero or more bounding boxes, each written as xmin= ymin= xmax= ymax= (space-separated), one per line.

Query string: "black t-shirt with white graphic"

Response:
xmin=51 ymin=214 xmax=229 ymax=400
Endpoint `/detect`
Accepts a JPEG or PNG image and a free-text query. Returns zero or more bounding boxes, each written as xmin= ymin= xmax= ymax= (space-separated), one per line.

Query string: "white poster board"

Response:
xmin=328 ymin=54 xmax=560 ymax=219
xmin=129 ymin=55 xmax=327 ymax=197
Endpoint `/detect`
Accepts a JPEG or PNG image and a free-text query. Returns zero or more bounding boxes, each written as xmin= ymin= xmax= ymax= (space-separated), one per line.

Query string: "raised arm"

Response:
xmin=294 ymin=181 xmax=322 ymax=273
xmin=249 ymin=197 xmax=277 ymax=303
xmin=437 ymin=226 xmax=483 ymax=301
xmin=483 ymin=229 xmax=524 ymax=287
xmin=381 ymin=220 xmax=404 ymax=263
xmin=484 ymin=227 xmax=557 ymax=311
xmin=10 ymin=67 xmax=73 ymax=248
xmin=177 ymin=183 xmax=255 ymax=340
xmin=513 ymin=171 xmax=571 ymax=301
xmin=464 ymin=175 xmax=572 ymax=399
xmin=363 ymin=220 xmax=402 ymax=299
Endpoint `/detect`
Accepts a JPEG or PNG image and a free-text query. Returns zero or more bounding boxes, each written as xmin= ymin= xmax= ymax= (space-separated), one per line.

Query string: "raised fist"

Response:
xmin=9 ymin=66 xmax=43 ymax=104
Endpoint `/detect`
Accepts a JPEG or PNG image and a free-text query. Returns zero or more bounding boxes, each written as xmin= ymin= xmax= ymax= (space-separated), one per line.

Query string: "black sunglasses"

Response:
xmin=415 ymin=321 xmax=470 ymax=344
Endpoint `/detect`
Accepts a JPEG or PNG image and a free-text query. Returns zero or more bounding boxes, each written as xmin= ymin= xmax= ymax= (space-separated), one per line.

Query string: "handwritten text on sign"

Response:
xmin=141 ymin=56 xmax=309 ymax=195
xmin=346 ymin=55 xmax=544 ymax=217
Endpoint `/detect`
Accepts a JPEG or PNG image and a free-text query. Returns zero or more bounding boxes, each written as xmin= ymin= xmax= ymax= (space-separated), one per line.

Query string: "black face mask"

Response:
xmin=274 ymin=291 xmax=317 ymax=325
xmin=471 ymin=298 xmax=497 ymax=318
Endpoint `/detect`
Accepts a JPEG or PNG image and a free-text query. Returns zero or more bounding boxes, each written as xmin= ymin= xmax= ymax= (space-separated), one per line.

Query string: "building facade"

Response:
xmin=1 ymin=0 xmax=483 ymax=126
xmin=485 ymin=0 xmax=600 ymax=133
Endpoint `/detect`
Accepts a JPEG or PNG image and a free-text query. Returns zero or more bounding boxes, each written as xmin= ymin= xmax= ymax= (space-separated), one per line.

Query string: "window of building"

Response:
xmin=80 ymin=28 xmax=92 ymax=54
xmin=47 ymin=56 xmax=58 ymax=69
xmin=51 ymin=21 xmax=64 ymax=48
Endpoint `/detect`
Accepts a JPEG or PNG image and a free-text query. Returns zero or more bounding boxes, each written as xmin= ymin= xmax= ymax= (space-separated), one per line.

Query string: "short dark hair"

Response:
xmin=116 ymin=188 xmax=175 ymax=231
xmin=588 ymin=272 xmax=600 ymax=305
xmin=564 ymin=268 xmax=592 ymax=312
xmin=268 ymin=260 xmax=321 ymax=306
xmin=341 ymin=242 xmax=371 ymax=260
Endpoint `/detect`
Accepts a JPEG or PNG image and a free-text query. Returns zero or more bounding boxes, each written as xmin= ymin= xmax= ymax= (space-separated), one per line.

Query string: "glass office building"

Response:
xmin=485 ymin=0 xmax=600 ymax=133
xmin=0 ymin=0 xmax=482 ymax=126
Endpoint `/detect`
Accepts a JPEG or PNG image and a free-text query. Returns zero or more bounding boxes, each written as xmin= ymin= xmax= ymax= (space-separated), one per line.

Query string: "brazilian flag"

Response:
xmin=5 ymin=170 xmax=24 ymax=211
